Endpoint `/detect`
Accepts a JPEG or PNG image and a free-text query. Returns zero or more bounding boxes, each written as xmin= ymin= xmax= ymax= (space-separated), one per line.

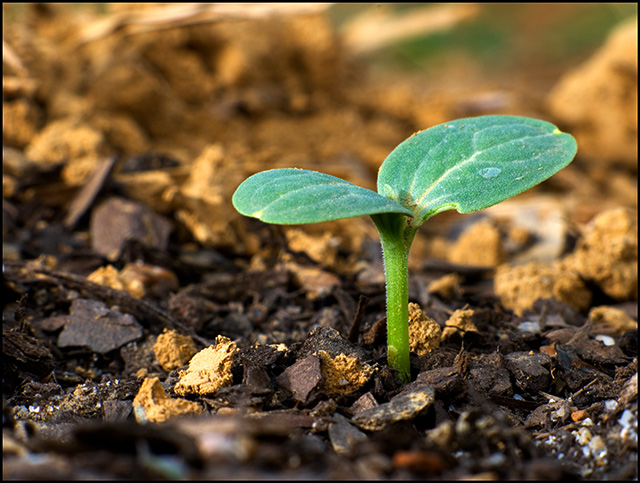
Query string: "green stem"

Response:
xmin=371 ymin=213 xmax=418 ymax=382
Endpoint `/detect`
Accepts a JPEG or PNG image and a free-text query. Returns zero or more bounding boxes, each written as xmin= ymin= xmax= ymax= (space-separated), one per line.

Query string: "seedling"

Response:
xmin=232 ymin=115 xmax=577 ymax=381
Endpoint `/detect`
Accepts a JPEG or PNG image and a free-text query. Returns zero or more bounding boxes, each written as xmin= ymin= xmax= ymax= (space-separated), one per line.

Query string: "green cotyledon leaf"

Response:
xmin=232 ymin=168 xmax=413 ymax=224
xmin=377 ymin=115 xmax=577 ymax=225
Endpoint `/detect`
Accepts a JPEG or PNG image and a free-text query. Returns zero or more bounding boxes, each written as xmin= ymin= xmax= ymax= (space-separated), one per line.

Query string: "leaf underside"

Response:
xmin=377 ymin=115 xmax=577 ymax=224
xmin=232 ymin=168 xmax=413 ymax=224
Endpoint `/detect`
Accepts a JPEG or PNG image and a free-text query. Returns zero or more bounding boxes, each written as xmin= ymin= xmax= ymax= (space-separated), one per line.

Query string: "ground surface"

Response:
xmin=3 ymin=4 xmax=638 ymax=480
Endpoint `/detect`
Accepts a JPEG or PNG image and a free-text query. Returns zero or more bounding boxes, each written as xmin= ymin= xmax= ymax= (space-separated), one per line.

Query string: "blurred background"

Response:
xmin=3 ymin=3 xmax=637 ymax=263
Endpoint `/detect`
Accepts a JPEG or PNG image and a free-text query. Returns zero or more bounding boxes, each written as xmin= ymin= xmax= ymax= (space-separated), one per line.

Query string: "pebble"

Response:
xmin=276 ymin=355 xmax=322 ymax=404
xmin=328 ymin=414 xmax=368 ymax=456
xmin=504 ymin=351 xmax=551 ymax=394
xmin=352 ymin=386 xmax=435 ymax=431
xmin=56 ymin=298 xmax=143 ymax=354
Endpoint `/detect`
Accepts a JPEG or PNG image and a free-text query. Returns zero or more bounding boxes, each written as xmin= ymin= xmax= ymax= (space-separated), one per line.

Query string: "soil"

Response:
xmin=3 ymin=4 xmax=637 ymax=480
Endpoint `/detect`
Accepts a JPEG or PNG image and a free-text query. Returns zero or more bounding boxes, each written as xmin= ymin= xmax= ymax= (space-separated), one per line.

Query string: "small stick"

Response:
xmin=347 ymin=295 xmax=369 ymax=343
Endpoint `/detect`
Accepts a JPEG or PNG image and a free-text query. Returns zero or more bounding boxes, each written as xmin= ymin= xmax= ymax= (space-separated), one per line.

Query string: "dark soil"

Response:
xmin=3 ymin=4 xmax=637 ymax=480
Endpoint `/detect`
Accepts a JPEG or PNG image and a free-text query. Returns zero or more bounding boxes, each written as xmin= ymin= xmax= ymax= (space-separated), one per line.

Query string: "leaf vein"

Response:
xmin=412 ymin=132 xmax=551 ymax=206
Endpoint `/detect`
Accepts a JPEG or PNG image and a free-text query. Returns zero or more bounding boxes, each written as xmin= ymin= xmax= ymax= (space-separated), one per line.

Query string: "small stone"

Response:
xmin=57 ymin=298 xmax=143 ymax=354
xmin=90 ymin=196 xmax=173 ymax=261
xmin=352 ymin=386 xmax=435 ymax=431
xmin=571 ymin=409 xmax=590 ymax=422
xmin=504 ymin=351 xmax=551 ymax=394
xmin=242 ymin=362 xmax=273 ymax=395
xmin=350 ymin=392 xmax=379 ymax=414
xmin=469 ymin=353 xmax=513 ymax=397
xmin=416 ymin=367 xmax=463 ymax=398
xmin=328 ymin=414 xmax=368 ymax=456
xmin=524 ymin=399 xmax=571 ymax=428
xmin=103 ymin=400 xmax=133 ymax=422
xmin=276 ymin=355 xmax=323 ymax=404
xmin=619 ymin=372 xmax=638 ymax=406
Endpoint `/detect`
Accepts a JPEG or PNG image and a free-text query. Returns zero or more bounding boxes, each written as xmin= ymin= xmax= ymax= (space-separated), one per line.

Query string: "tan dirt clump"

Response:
xmin=133 ymin=377 xmax=202 ymax=423
xmin=494 ymin=208 xmax=636 ymax=315
xmin=547 ymin=17 xmax=637 ymax=168
xmin=494 ymin=261 xmax=592 ymax=316
xmin=174 ymin=336 xmax=236 ymax=396
xmin=3 ymin=98 xmax=41 ymax=148
xmin=175 ymin=144 xmax=246 ymax=249
xmin=87 ymin=263 xmax=178 ymax=299
xmin=154 ymin=329 xmax=198 ymax=372
xmin=87 ymin=265 xmax=145 ymax=298
xmin=448 ymin=219 xmax=506 ymax=267
xmin=87 ymin=112 xmax=149 ymax=155
xmin=408 ymin=303 xmax=442 ymax=355
xmin=563 ymin=208 xmax=637 ymax=301
xmin=25 ymin=118 xmax=110 ymax=186
xmin=441 ymin=308 xmax=477 ymax=341
xmin=318 ymin=350 xmax=372 ymax=396
xmin=589 ymin=306 xmax=638 ymax=333
xmin=285 ymin=229 xmax=338 ymax=266
xmin=427 ymin=273 xmax=463 ymax=299
xmin=284 ymin=261 xmax=341 ymax=300
xmin=114 ymin=169 xmax=179 ymax=215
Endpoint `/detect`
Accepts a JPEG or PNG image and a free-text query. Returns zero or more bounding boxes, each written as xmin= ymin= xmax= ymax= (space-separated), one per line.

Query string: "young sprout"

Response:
xmin=232 ymin=115 xmax=577 ymax=382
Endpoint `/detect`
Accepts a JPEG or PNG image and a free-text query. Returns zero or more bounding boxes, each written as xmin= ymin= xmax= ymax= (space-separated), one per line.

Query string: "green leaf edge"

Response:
xmin=377 ymin=115 xmax=578 ymax=224
xmin=232 ymin=168 xmax=413 ymax=225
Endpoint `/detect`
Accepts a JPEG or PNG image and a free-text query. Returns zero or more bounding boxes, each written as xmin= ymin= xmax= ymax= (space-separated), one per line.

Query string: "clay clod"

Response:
xmin=174 ymin=336 xmax=236 ymax=396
